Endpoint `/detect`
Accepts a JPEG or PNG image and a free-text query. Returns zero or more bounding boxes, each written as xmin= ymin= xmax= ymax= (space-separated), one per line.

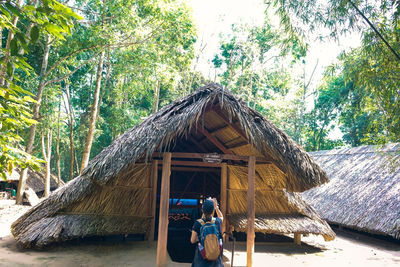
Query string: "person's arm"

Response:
xmin=190 ymin=230 xmax=198 ymax=244
xmin=212 ymin=198 xmax=223 ymax=222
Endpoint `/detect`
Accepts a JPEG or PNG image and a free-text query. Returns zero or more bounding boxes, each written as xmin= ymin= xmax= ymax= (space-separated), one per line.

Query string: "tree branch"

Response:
xmin=348 ymin=0 xmax=400 ymax=61
xmin=44 ymin=21 xmax=164 ymax=79
xmin=44 ymin=56 xmax=98 ymax=86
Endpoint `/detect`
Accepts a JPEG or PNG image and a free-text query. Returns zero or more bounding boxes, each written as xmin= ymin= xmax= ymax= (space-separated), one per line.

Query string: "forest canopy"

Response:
xmin=0 ymin=0 xmax=398 ymax=199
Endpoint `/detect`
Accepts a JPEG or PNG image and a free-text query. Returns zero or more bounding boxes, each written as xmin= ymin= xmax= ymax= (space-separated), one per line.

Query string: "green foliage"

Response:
xmin=270 ymin=0 xmax=400 ymax=39
xmin=301 ymin=75 xmax=350 ymax=151
xmin=34 ymin=0 xmax=198 ymax=179
xmin=212 ymin=19 xmax=303 ymax=104
xmin=4 ymin=0 xmax=398 ymax=184
xmin=0 ymin=0 xmax=80 ymax=178
xmin=271 ymin=0 xmax=400 ymax=148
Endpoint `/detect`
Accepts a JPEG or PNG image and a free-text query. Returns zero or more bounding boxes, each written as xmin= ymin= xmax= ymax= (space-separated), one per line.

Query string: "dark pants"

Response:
xmin=191 ymin=247 xmax=224 ymax=267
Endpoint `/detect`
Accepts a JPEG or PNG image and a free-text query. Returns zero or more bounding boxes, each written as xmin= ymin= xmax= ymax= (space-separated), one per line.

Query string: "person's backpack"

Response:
xmin=197 ymin=218 xmax=223 ymax=261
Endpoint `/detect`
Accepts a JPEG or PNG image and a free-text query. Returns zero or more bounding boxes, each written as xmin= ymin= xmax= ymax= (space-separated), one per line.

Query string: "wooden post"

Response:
xmin=247 ymin=156 xmax=256 ymax=267
xmin=294 ymin=233 xmax=301 ymax=245
xmin=220 ymin=163 xmax=227 ymax=237
xmin=149 ymin=160 xmax=158 ymax=242
xmin=156 ymin=153 xmax=171 ymax=267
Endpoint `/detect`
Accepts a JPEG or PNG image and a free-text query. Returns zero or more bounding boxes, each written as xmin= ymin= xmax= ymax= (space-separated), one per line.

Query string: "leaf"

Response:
xmin=15 ymin=32 xmax=28 ymax=50
xmin=6 ymin=62 xmax=13 ymax=77
xmin=44 ymin=23 xmax=65 ymax=39
xmin=5 ymin=2 xmax=20 ymax=17
xmin=0 ymin=6 xmax=11 ymax=19
xmin=10 ymin=38 xmax=18 ymax=56
xmin=23 ymin=118 xmax=37 ymax=125
xmin=8 ymin=161 xmax=13 ymax=175
xmin=30 ymin=25 xmax=40 ymax=43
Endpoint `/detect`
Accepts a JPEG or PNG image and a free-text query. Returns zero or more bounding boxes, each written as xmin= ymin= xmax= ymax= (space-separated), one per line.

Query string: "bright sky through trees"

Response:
xmin=3 ymin=0 xmax=397 ymax=189
xmin=188 ymin=0 xmax=362 ymax=140
xmin=189 ymin=0 xmax=361 ymax=90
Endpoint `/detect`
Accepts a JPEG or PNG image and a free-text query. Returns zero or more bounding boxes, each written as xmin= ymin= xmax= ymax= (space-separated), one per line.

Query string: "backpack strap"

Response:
xmin=214 ymin=217 xmax=223 ymax=238
xmin=197 ymin=218 xmax=205 ymax=226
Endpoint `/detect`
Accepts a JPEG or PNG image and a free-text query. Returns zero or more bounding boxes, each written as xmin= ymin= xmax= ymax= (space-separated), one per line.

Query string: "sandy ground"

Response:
xmin=0 ymin=200 xmax=399 ymax=267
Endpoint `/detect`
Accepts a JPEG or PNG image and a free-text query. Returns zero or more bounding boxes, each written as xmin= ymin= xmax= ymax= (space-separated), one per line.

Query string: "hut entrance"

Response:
xmin=151 ymin=151 xmax=258 ymax=265
xmin=155 ymin=166 xmax=222 ymax=263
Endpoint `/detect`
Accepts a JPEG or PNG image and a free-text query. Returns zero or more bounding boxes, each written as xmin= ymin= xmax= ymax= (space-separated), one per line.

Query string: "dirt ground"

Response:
xmin=0 ymin=200 xmax=399 ymax=267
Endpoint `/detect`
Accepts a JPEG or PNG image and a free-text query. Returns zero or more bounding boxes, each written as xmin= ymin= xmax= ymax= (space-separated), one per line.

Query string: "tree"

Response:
xmin=0 ymin=0 xmax=81 ymax=202
xmin=301 ymin=75 xmax=349 ymax=151
xmin=4 ymin=0 xmax=197 ymax=189
xmin=61 ymin=0 xmax=196 ymax=172
xmin=272 ymin=0 xmax=400 ymax=145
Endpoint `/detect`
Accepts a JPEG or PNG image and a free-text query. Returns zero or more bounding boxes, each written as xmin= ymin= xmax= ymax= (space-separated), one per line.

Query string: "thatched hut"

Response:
xmin=304 ymin=144 xmax=400 ymax=239
xmin=12 ymin=84 xmax=334 ymax=266
xmin=1 ymin=168 xmax=63 ymax=198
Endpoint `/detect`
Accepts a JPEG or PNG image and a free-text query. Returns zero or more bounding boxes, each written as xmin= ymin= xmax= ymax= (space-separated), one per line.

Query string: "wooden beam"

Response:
xmin=220 ymin=163 xmax=227 ymax=237
xmin=247 ymin=155 xmax=256 ymax=267
xmin=213 ymin=107 xmax=287 ymax=172
xmin=228 ymin=142 xmax=249 ymax=150
xmin=224 ymin=136 xmax=245 ymax=148
xmin=156 ymin=153 xmax=171 ymax=267
xmin=157 ymin=166 xmax=220 ymax=172
xmin=163 ymin=160 xmax=221 ymax=168
xmin=196 ymin=124 xmax=232 ymax=154
xmin=149 ymin=160 xmax=158 ymax=242
xmin=294 ymin=233 xmax=301 ymax=245
xmin=152 ymin=152 xmax=269 ymax=163
xmin=209 ymin=124 xmax=230 ymax=135
xmin=213 ymin=108 xmax=248 ymax=141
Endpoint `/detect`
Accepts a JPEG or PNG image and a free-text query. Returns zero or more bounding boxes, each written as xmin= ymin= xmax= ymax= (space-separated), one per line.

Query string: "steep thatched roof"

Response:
xmin=303 ymin=144 xmax=400 ymax=239
xmin=12 ymin=83 xmax=333 ymax=248
xmin=78 ymin=83 xmax=328 ymax=191
xmin=5 ymin=168 xmax=63 ymax=193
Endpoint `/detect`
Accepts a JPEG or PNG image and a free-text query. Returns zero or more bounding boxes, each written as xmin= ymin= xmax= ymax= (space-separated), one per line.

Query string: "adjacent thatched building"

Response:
xmin=12 ymin=84 xmax=334 ymax=257
xmin=2 ymin=168 xmax=63 ymax=197
xmin=304 ymin=144 xmax=400 ymax=239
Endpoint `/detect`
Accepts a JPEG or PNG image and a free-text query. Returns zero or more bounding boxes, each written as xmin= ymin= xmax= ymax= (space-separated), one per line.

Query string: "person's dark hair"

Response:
xmin=202 ymin=199 xmax=214 ymax=222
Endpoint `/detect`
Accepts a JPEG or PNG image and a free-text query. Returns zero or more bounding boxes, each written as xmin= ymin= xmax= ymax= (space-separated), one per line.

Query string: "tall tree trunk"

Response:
xmin=41 ymin=130 xmax=52 ymax=197
xmin=152 ymin=81 xmax=160 ymax=113
xmin=96 ymin=53 xmax=111 ymax=120
xmin=297 ymin=60 xmax=318 ymax=145
xmin=80 ymin=51 xmax=105 ymax=173
xmin=56 ymin=95 xmax=61 ymax=184
xmin=64 ymin=82 xmax=76 ymax=180
xmin=16 ymin=35 xmax=51 ymax=204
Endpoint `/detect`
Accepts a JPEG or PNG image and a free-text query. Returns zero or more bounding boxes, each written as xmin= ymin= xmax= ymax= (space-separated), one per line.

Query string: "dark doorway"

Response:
xmin=166 ymin=169 xmax=221 ymax=263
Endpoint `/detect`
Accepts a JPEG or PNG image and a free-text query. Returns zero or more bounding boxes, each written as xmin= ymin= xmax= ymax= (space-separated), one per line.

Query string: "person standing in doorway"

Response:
xmin=190 ymin=198 xmax=224 ymax=267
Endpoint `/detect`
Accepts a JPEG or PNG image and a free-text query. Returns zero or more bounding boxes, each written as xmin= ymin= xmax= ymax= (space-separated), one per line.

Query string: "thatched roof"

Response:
xmin=12 ymin=83 xmax=333 ymax=248
xmin=303 ymin=144 xmax=400 ymax=239
xmin=5 ymin=168 xmax=63 ymax=193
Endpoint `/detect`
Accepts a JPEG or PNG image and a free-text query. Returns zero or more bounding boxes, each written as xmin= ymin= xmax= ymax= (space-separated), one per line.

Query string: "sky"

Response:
xmin=188 ymin=0 xmax=361 ymax=87
xmin=187 ymin=0 xmax=362 ymax=139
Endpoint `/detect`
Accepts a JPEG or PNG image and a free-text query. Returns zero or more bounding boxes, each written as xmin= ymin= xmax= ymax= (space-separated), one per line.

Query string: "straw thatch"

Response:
xmin=303 ymin=144 xmax=400 ymax=239
xmin=12 ymin=83 xmax=333 ymax=248
xmin=226 ymin=165 xmax=334 ymax=240
xmin=5 ymin=168 xmax=63 ymax=193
